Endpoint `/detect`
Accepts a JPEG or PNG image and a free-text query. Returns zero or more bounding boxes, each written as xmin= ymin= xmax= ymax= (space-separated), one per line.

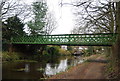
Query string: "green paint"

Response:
xmin=11 ymin=33 xmax=117 ymax=46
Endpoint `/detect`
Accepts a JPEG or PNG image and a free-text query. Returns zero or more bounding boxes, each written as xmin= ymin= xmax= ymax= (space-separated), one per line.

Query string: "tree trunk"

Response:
xmin=114 ymin=2 xmax=120 ymax=78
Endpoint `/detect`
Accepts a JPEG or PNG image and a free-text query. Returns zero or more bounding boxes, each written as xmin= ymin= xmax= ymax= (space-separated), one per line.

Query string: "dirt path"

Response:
xmin=48 ymin=54 xmax=107 ymax=79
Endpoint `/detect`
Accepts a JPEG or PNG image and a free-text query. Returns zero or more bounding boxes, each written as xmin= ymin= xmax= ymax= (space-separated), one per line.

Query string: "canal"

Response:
xmin=3 ymin=55 xmax=84 ymax=80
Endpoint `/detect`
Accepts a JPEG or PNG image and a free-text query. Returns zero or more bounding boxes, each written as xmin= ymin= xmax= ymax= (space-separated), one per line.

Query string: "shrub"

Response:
xmin=43 ymin=46 xmax=71 ymax=56
xmin=59 ymin=49 xmax=71 ymax=56
xmin=2 ymin=52 xmax=21 ymax=61
xmin=42 ymin=46 xmax=60 ymax=57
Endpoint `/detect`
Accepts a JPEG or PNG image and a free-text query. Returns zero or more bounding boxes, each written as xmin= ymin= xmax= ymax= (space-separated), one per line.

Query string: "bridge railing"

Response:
xmin=11 ymin=33 xmax=117 ymax=46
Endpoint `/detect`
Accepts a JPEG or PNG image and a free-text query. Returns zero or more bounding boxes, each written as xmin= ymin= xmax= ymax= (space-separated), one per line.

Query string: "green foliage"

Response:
xmin=2 ymin=52 xmax=21 ymax=61
xmin=43 ymin=46 xmax=71 ymax=56
xmin=2 ymin=15 xmax=25 ymax=41
xmin=67 ymin=46 xmax=72 ymax=51
xmin=59 ymin=49 xmax=71 ymax=56
xmin=67 ymin=46 xmax=74 ymax=54
xmin=82 ymin=50 xmax=91 ymax=56
xmin=2 ymin=15 xmax=25 ymax=51
xmin=26 ymin=1 xmax=48 ymax=55
xmin=82 ymin=46 xmax=105 ymax=57
xmin=27 ymin=1 xmax=47 ymax=35
xmin=44 ymin=46 xmax=60 ymax=56
xmin=82 ymin=47 xmax=94 ymax=56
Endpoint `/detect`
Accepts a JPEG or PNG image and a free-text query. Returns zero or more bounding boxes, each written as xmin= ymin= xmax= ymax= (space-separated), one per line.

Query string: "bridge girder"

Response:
xmin=11 ymin=33 xmax=117 ymax=46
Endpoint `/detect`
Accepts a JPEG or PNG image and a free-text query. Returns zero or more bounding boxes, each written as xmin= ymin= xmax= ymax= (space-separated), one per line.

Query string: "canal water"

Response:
xmin=3 ymin=56 xmax=84 ymax=80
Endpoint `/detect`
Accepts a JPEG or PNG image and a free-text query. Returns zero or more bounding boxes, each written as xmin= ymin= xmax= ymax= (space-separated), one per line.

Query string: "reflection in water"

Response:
xmin=24 ymin=64 xmax=30 ymax=72
xmin=45 ymin=57 xmax=84 ymax=76
xmin=45 ymin=59 xmax=68 ymax=75
xmin=3 ymin=56 xmax=84 ymax=79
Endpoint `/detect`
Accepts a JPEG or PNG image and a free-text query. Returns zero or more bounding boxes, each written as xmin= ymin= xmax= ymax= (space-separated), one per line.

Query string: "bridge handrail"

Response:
xmin=21 ymin=33 xmax=117 ymax=36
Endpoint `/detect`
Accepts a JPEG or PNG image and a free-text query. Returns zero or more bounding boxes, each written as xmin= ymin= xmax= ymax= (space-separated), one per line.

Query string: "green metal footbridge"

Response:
xmin=11 ymin=33 xmax=117 ymax=46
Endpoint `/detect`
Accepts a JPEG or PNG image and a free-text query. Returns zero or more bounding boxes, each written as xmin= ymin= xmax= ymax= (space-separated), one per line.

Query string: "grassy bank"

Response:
xmin=2 ymin=51 xmax=38 ymax=63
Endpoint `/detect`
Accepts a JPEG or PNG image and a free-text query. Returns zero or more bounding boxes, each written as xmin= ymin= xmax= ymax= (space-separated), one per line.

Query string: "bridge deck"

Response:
xmin=11 ymin=33 xmax=117 ymax=46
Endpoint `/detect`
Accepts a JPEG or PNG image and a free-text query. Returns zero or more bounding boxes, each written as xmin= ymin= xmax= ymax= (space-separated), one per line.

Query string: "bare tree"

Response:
xmin=67 ymin=0 xmax=117 ymax=34
xmin=44 ymin=11 xmax=57 ymax=35
xmin=71 ymin=27 xmax=82 ymax=34
xmin=1 ymin=0 xmax=32 ymax=22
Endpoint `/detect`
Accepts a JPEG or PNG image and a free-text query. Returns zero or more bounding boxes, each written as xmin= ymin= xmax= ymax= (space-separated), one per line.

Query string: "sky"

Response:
xmin=24 ymin=0 xmax=75 ymax=34
xmin=47 ymin=0 xmax=75 ymax=34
